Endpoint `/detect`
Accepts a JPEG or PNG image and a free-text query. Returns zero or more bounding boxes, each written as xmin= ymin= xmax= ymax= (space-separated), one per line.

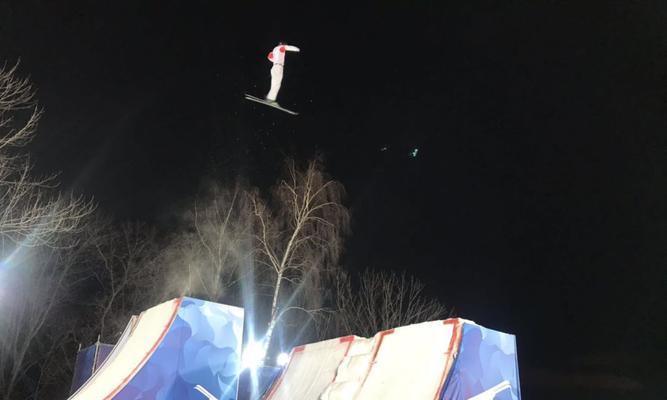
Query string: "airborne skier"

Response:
xmin=244 ymin=42 xmax=300 ymax=115
xmin=265 ymin=42 xmax=300 ymax=103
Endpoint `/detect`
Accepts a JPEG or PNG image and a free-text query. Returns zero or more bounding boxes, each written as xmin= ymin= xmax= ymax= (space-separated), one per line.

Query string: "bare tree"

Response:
xmin=160 ymin=182 xmax=252 ymax=303
xmin=249 ymin=159 xmax=350 ymax=353
xmin=0 ymin=237 xmax=92 ymax=399
xmin=0 ymin=62 xmax=94 ymax=247
xmin=31 ymin=318 xmax=82 ymax=399
xmin=0 ymin=62 xmax=94 ymax=399
xmin=1 ymin=217 xmax=166 ymax=399
xmin=328 ymin=269 xmax=449 ymax=338
xmin=86 ymin=219 xmax=164 ymax=342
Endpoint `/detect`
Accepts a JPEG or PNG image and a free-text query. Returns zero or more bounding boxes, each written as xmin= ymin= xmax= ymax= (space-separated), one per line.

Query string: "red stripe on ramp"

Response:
xmin=341 ymin=336 xmax=355 ymax=357
xmin=355 ymin=328 xmax=395 ymax=392
xmin=433 ymin=319 xmax=463 ymax=400
xmin=264 ymin=344 xmax=303 ymax=400
xmin=265 ymin=336 xmax=357 ymax=400
xmin=339 ymin=335 xmax=354 ymax=343
xmin=103 ymin=297 xmax=183 ymax=399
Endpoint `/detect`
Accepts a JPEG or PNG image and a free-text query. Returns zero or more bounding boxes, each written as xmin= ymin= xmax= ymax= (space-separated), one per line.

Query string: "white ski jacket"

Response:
xmin=267 ymin=44 xmax=300 ymax=65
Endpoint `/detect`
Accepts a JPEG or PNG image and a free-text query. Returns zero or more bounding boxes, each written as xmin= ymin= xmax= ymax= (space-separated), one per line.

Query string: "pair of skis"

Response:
xmin=244 ymin=93 xmax=298 ymax=115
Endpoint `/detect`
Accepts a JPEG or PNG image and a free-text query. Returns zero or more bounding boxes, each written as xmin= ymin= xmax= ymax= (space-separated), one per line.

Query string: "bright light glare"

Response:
xmin=241 ymin=340 xmax=266 ymax=370
xmin=276 ymin=352 xmax=290 ymax=367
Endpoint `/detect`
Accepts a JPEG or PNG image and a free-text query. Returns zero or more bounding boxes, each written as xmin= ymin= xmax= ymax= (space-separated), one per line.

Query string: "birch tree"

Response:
xmin=250 ymin=159 xmax=350 ymax=354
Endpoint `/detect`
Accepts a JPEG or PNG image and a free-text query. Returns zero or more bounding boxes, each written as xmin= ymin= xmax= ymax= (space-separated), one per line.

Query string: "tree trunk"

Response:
xmin=263 ymin=270 xmax=283 ymax=358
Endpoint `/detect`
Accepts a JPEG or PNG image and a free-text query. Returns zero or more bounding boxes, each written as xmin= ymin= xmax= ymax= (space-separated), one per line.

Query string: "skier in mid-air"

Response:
xmin=265 ymin=42 xmax=300 ymax=103
xmin=245 ymin=42 xmax=300 ymax=115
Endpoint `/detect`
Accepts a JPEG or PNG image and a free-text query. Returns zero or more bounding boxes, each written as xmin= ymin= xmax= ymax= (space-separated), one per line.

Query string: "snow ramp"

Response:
xmin=263 ymin=319 xmax=521 ymax=400
xmin=68 ymin=297 xmax=244 ymax=400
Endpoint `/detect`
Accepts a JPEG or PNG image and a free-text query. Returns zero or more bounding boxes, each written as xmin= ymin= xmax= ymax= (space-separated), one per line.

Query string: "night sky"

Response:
xmin=1 ymin=1 xmax=666 ymax=398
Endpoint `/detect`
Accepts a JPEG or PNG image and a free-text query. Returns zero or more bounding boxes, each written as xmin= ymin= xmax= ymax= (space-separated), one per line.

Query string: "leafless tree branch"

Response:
xmin=0 ymin=62 xmax=94 ymax=247
xmin=323 ymin=269 xmax=449 ymax=338
xmin=249 ymin=158 xmax=350 ymax=352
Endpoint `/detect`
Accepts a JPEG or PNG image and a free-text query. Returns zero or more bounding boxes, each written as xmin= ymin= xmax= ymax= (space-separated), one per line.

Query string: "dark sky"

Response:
xmin=2 ymin=1 xmax=666 ymax=398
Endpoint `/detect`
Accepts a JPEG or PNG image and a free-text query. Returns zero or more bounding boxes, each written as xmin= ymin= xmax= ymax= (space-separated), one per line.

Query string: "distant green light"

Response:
xmin=410 ymin=148 xmax=419 ymax=158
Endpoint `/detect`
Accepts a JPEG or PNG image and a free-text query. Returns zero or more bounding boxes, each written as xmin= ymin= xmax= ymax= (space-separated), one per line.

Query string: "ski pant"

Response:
xmin=266 ymin=64 xmax=283 ymax=101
